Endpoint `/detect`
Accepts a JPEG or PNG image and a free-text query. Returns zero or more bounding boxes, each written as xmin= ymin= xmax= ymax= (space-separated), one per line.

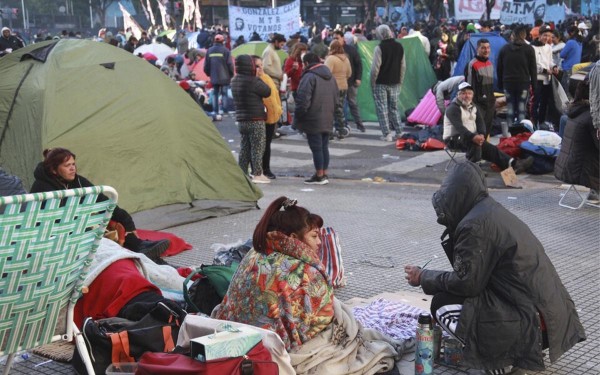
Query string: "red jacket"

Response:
xmin=284 ymin=56 xmax=303 ymax=92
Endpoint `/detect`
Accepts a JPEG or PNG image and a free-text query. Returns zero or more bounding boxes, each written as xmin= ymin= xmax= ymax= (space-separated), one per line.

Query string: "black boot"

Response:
xmin=512 ymin=156 xmax=534 ymax=174
xmin=123 ymin=234 xmax=170 ymax=263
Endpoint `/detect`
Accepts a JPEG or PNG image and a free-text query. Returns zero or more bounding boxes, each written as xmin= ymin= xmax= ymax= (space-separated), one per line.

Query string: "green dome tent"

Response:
xmin=0 ymin=39 xmax=262 ymax=219
xmin=356 ymin=37 xmax=438 ymax=122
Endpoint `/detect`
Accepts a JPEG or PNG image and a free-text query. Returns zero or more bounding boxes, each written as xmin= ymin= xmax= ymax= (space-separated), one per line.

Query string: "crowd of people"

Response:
xmin=1 ymin=13 xmax=597 ymax=375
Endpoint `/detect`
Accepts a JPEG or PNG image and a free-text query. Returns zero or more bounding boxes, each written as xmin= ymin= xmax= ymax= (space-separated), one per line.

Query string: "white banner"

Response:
xmin=454 ymin=0 xmax=502 ymax=20
xmin=229 ymin=0 xmax=300 ymax=43
xmin=119 ymin=2 xmax=142 ymax=39
xmin=500 ymin=0 xmax=540 ymax=25
xmin=146 ymin=0 xmax=156 ymax=26
xmin=194 ymin=0 xmax=202 ymax=30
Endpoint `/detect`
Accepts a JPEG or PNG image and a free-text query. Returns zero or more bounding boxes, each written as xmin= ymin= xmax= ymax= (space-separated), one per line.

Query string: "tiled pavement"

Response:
xmin=3 ymin=177 xmax=598 ymax=374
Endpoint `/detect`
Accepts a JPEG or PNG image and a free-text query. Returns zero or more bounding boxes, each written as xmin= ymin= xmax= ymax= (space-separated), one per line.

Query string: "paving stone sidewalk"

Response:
xmin=2 ymin=178 xmax=598 ymax=374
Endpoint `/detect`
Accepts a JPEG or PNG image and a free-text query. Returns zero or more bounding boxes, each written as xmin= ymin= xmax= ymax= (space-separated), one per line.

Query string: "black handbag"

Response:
xmin=72 ymin=302 xmax=183 ymax=375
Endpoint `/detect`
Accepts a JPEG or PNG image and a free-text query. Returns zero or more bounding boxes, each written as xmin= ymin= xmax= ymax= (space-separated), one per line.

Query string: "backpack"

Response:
xmin=520 ymin=141 xmax=559 ymax=175
xmin=183 ymin=263 xmax=238 ymax=315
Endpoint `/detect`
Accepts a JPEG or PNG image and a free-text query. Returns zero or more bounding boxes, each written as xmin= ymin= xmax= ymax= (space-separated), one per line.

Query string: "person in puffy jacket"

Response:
xmin=230 ymin=54 xmax=271 ymax=184
xmin=404 ymin=161 xmax=586 ymax=374
xmin=295 ymin=53 xmax=339 ymax=185
xmin=253 ymin=55 xmax=282 ymax=180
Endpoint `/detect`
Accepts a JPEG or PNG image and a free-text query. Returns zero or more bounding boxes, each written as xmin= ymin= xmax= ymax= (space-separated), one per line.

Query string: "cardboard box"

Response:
xmin=190 ymin=325 xmax=262 ymax=361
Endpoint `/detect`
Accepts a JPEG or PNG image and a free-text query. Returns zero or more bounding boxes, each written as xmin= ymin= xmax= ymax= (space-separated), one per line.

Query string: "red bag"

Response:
xmin=497 ymin=132 xmax=531 ymax=158
xmin=420 ymin=137 xmax=445 ymax=151
xmin=135 ymin=341 xmax=279 ymax=375
xmin=396 ymin=138 xmax=416 ymax=150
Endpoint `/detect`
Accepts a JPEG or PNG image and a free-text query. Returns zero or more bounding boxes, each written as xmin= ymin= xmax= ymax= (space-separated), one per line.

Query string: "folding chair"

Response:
xmin=0 ymin=186 xmax=117 ymax=375
xmin=444 ymin=136 xmax=466 ymax=172
xmin=558 ymin=185 xmax=600 ymax=210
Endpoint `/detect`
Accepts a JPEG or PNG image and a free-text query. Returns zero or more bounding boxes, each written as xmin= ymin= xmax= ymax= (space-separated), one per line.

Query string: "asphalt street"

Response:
xmin=3 ymin=116 xmax=598 ymax=375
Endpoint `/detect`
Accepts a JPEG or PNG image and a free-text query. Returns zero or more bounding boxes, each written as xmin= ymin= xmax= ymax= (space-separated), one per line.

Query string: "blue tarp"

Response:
xmin=453 ymin=32 xmax=508 ymax=92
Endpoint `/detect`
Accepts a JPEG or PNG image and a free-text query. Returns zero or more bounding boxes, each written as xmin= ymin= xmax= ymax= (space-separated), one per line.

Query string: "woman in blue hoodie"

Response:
xmin=560 ymin=26 xmax=583 ymax=92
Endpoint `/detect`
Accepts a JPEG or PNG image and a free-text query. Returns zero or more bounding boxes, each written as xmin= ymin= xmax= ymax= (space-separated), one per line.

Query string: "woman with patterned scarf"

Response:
xmin=213 ymin=197 xmax=404 ymax=374
xmin=212 ymin=196 xmax=334 ymax=350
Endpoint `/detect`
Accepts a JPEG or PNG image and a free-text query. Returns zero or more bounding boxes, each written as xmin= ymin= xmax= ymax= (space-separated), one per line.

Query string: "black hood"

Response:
xmin=509 ymin=40 xmax=528 ymax=51
xmin=235 ymin=54 xmax=256 ymax=76
xmin=33 ymin=162 xmax=63 ymax=190
xmin=302 ymin=63 xmax=332 ymax=80
xmin=432 ymin=161 xmax=488 ymax=231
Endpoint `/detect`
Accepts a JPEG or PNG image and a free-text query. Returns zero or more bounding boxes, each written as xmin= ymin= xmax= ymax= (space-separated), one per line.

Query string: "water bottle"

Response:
xmin=415 ymin=313 xmax=434 ymax=375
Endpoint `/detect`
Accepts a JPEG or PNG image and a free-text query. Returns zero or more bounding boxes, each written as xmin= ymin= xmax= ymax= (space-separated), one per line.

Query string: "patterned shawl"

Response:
xmin=212 ymin=231 xmax=334 ymax=350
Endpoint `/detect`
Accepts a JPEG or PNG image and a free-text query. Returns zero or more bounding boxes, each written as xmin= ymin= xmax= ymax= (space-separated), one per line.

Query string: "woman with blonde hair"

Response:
xmin=324 ymin=40 xmax=352 ymax=139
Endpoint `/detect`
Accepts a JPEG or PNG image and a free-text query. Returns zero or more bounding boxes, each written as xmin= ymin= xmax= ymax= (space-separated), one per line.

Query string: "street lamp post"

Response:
xmin=21 ymin=0 xmax=26 ymax=29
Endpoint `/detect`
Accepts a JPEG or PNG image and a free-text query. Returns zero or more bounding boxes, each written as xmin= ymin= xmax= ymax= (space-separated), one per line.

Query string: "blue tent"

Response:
xmin=453 ymin=32 xmax=508 ymax=92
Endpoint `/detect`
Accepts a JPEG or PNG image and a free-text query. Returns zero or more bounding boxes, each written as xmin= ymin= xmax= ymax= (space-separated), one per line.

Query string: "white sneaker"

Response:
xmin=252 ymin=174 xmax=271 ymax=184
xmin=381 ymin=134 xmax=393 ymax=142
xmin=214 ymin=114 xmax=223 ymax=121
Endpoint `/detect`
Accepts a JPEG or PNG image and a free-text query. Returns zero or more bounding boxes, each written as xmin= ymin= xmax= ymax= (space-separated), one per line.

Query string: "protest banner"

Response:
xmin=500 ymin=0 xmax=542 ymax=25
xmin=582 ymin=0 xmax=599 ymax=18
xmin=544 ymin=3 xmax=566 ymax=24
xmin=454 ymin=0 xmax=503 ymax=20
xmin=229 ymin=0 xmax=300 ymax=42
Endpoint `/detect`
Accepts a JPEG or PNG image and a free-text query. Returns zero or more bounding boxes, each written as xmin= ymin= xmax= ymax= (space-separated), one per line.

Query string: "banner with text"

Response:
xmin=229 ymin=0 xmax=300 ymax=43
xmin=582 ymin=0 xmax=599 ymax=18
xmin=500 ymin=0 xmax=542 ymax=25
xmin=454 ymin=0 xmax=502 ymax=20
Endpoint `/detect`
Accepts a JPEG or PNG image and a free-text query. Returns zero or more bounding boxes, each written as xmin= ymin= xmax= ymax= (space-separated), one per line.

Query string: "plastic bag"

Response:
xmin=552 ymin=75 xmax=568 ymax=113
xmin=529 ymin=130 xmax=562 ymax=148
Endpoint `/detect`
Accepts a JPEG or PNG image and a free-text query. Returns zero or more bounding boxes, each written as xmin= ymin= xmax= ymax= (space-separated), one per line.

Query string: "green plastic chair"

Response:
xmin=0 ymin=186 xmax=117 ymax=375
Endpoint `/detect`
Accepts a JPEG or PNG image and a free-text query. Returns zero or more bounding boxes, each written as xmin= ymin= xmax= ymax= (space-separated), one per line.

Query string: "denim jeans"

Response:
xmin=211 ymin=85 xmax=229 ymax=114
xmin=306 ymin=133 xmax=330 ymax=171
xmin=503 ymin=83 xmax=530 ymax=124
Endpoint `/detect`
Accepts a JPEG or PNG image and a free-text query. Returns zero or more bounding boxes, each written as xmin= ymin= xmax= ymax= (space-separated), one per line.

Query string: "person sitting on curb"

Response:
xmin=30 ymin=148 xmax=170 ymax=263
xmin=443 ymin=82 xmax=534 ymax=174
xmin=404 ymin=161 xmax=586 ymax=375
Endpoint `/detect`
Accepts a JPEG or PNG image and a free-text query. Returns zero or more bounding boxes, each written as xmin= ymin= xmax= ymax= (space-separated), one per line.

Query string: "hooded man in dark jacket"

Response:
xmin=230 ymin=54 xmax=271 ymax=184
xmin=404 ymin=161 xmax=586 ymax=374
xmin=295 ymin=52 xmax=338 ymax=185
